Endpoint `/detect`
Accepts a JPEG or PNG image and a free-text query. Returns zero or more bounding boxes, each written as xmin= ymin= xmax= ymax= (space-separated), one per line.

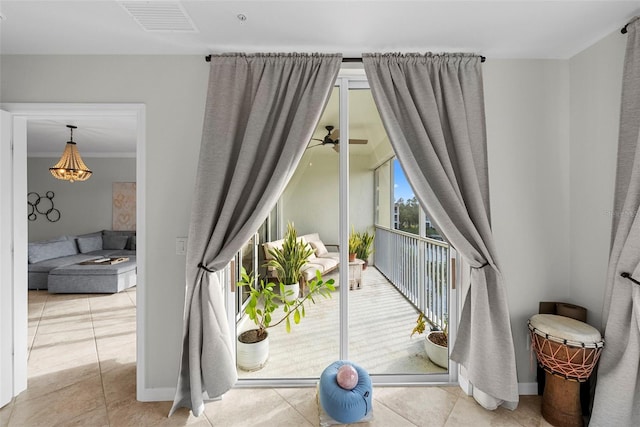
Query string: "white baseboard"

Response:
xmin=138 ymin=387 xmax=176 ymax=402
xmin=518 ymin=382 xmax=538 ymax=395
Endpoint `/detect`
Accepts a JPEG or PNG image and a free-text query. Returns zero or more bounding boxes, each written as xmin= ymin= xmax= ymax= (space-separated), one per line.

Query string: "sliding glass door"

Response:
xmin=231 ymin=75 xmax=455 ymax=385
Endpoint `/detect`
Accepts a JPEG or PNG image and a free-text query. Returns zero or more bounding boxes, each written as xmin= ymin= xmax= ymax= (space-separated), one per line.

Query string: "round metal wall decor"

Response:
xmin=28 ymin=191 xmax=61 ymax=222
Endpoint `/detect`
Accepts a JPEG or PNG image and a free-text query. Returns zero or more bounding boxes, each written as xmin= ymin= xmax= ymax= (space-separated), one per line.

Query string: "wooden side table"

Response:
xmin=348 ymin=259 xmax=365 ymax=290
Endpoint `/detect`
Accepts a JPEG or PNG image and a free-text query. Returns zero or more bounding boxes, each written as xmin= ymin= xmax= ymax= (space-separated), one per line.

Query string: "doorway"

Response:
xmin=231 ymin=76 xmax=456 ymax=386
xmin=0 ymin=103 xmax=146 ymax=404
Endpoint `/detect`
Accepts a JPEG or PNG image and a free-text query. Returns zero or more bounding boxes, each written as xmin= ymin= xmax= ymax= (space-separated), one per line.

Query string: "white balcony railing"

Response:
xmin=374 ymin=226 xmax=449 ymax=331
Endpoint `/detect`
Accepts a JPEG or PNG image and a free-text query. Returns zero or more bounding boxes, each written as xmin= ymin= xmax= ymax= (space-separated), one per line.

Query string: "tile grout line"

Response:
xmin=88 ymin=295 xmax=111 ymax=426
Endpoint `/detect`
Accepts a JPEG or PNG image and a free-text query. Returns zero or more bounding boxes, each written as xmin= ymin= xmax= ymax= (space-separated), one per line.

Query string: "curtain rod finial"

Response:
xmin=205 ymin=55 xmax=211 ymax=62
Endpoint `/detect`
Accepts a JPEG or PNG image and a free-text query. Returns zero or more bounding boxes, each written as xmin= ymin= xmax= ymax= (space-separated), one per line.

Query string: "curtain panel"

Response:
xmin=363 ymin=53 xmax=519 ymax=409
xmin=170 ymin=53 xmax=341 ymax=416
xmin=591 ymin=17 xmax=640 ymax=426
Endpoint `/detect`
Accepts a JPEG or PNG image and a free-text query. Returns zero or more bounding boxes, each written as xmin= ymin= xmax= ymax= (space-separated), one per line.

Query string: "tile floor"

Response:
xmin=0 ymin=289 xmax=552 ymax=426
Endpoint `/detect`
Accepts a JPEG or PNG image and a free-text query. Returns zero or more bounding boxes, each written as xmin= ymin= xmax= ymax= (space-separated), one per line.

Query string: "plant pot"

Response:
xmin=349 ymin=253 xmax=356 ymax=262
xmin=237 ymin=329 xmax=269 ymax=371
xmin=362 ymin=260 xmax=368 ymax=270
xmin=424 ymin=331 xmax=448 ymax=369
xmin=282 ymin=283 xmax=300 ymax=302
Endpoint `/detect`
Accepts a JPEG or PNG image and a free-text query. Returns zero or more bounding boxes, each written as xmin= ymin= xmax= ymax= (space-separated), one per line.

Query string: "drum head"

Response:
xmin=528 ymin=314 xmax=602 ymax=348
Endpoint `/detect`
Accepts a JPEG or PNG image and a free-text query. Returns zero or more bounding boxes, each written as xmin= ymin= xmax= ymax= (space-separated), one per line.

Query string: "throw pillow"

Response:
xmin=299 ymin=237 xmax=316 ymax=259
xmin=103 ymin=234 xmax=128 ymax=250
xmin=309 ymin=240 xmax=329 ymax=256
xmin=127 ymin=235 xmax=137 ymax=251
xmin=77 ymin=235 xmax=103 ymax=253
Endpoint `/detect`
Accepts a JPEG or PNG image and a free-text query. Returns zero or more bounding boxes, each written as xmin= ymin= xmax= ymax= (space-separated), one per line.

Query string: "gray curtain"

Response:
xmin=363 ymin=53 xmax=519 ymax=409
xmin=591 ymin=17 xmax=640 ymax=427
xmin=170 ymin=53 xmax=341 ymax=416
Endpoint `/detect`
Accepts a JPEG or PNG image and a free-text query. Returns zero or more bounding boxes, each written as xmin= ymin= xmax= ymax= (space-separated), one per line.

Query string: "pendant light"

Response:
xmin=49 ymin=125 xmax=92 ymax=182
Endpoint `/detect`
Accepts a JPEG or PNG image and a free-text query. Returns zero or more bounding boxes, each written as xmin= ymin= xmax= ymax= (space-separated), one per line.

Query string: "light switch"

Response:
xmin=176 ymin=237 xmax=187 ymax=255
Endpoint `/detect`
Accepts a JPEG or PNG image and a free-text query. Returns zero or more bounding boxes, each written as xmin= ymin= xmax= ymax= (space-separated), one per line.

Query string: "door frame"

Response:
xmin=0 ymin=103 xmax=147 ymax=401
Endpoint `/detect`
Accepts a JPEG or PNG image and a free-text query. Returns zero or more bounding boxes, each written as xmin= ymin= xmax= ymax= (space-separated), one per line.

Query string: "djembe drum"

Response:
xmin=528 ymin=314 xmax=604 ymax=427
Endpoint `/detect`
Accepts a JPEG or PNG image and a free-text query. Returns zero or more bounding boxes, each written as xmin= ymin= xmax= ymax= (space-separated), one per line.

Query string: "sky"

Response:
xmin=394 ymin=159 xmax=415 ymax=202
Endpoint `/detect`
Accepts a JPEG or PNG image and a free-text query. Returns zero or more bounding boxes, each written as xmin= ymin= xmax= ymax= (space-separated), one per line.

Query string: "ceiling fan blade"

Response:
xmin=333 ymin=144 xmax=340 ymax=153
xmin=330 ymin=128 xmax=340 ymax=140
xmin=348 ymin=138 xmax=368 ymax=144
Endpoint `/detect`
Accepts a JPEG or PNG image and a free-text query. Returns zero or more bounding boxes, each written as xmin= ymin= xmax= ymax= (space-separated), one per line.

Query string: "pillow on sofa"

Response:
xmin=263 ymin=239 xmax=284 ymax=260
xmin=103 ymin=234 xmax=128 ymax=250
xmin=309 ymin=240 xmax=329 ymax=256
xmin=28 ymin=240 xmax=78 ymax=264
xmin=299 ymin=236 xmax=316 ymax=259
xmin=127 ymin=235 xmax=137 ymax=251
xmin=77 ymin=235 xmax=103 ymax=253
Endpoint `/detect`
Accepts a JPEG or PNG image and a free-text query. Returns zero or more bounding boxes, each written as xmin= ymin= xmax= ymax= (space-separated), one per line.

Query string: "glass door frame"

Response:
xmin=233 ymin=72 xmax=458 ymax=387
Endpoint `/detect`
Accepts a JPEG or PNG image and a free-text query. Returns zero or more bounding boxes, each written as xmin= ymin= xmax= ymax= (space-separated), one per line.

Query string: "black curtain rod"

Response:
xmin=205 ymin=55 xmax=486 ymax=63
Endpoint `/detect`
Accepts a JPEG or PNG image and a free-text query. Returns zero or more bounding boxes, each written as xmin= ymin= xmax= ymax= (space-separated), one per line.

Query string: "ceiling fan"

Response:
xmin=308 ymin=125 xmax=368 ymax=151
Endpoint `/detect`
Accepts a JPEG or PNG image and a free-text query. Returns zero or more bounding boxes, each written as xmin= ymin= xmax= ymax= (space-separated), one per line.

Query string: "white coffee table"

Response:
xmin=349 ymin=258 xmax=365 ymax=290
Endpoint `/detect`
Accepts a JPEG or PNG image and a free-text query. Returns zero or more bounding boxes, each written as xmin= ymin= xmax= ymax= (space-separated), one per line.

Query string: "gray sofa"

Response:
xmin=28 ymin=230 xmax=136 ymax=293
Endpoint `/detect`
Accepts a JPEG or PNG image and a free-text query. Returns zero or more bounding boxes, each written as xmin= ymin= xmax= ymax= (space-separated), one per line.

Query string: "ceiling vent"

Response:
xmin=119 ymin=1 xmax=198 ymax=32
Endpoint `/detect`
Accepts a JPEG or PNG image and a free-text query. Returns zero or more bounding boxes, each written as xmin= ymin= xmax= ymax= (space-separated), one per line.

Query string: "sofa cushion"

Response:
xmin=28 ymin=253 xmax=100 ymax=272
xmin=28 ymin=240 xmax=78 ymax=264
xmin=309 ymin=240 xmax=329 ymax=256
xmin=77 ymin=235 xmax=103 ymax=253
xmin=103 ymin=234 xmax=128 ymax=250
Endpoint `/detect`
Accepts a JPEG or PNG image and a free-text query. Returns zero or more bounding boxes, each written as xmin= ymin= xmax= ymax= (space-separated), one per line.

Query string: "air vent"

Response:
xmin=119 ymin=1 xmax=198 ymax=32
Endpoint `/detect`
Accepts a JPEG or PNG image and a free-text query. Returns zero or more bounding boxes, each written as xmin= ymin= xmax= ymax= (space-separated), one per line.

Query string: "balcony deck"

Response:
xmin=237 ymin=266 xmax=447 ymax=379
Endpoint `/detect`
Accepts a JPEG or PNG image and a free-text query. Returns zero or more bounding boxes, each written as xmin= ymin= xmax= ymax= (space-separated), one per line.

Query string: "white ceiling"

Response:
xmin=1 ymin=1 xmax=638 ymax=59
xmin=27 ymin=118 xmax=137 ymax=158
xmin=4 ymin=1 xmax=639 ymax=156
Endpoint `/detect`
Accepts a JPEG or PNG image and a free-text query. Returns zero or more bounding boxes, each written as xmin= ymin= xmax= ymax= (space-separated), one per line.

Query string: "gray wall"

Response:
xmin=0 ymin=39 xmax=626 ymax=391
xmin=27 ymin=157 xmax=135 ymax=241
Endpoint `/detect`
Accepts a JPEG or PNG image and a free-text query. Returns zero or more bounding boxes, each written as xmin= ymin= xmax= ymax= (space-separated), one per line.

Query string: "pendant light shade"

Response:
xmin=50 ymin=125 xmax=92 ymax=183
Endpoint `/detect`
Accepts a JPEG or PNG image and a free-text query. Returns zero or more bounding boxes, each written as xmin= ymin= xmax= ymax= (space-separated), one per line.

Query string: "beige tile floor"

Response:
xmin=0 ymin=289 xmax=552 ymax=426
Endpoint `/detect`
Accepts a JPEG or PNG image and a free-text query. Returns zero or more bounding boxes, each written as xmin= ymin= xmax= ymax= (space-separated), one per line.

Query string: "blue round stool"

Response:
xmin=319 ymin=360 xmax=372 ymax=424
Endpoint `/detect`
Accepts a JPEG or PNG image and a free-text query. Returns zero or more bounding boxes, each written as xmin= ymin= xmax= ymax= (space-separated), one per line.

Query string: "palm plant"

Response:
xmin=355 ymin=229 xmax=375 ymax=262
xmin=265 ymin=222 xmax=314 ymax=285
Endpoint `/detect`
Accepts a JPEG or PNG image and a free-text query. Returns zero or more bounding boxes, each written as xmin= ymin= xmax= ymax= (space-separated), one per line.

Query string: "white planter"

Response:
xmin=282 ymin=283 xmax=300 ymax=303
xmin=237 ymin=331 xmax=269 ymax=371
xmin=424 ymin=332 xmax=448 ymax=369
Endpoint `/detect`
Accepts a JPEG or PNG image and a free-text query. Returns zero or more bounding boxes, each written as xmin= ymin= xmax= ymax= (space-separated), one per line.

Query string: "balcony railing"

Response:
xmin=374 ymin=225 xmax=449 ymax=331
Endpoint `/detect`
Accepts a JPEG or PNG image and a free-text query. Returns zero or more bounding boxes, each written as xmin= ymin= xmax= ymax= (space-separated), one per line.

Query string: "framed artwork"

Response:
xmin=112 ymin=182 xmax=136 ymax=230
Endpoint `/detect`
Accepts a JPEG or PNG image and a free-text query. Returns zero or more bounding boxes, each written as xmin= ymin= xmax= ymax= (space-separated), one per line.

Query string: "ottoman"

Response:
xmin=319 ymin=360 xmax=372 ymax=424
xmin=48 ymin=258 xmax=137 ymax=294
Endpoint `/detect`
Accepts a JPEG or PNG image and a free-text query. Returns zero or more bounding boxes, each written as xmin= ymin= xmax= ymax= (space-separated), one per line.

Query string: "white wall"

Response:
xmin=484 ymin=59 xmax=571 ymax=384
xmin=0 ymin=47 xmax=626 ymax=392
xmin=1 ymin=55 xmax=207 ymax=391
xmin=569 ymin=32 xmax=626 ymax=330
xmin=281 ymin=148 xmax=374 ymax=245
xmin=27 ymin=157 xmax=135 ymax=241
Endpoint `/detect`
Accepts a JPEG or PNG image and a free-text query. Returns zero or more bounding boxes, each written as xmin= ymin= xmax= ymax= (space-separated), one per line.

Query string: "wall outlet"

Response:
xmin=175 ymin=237 xmax=187 ymax=255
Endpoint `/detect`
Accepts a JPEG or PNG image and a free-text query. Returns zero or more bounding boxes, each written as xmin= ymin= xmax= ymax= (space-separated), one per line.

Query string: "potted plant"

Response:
xmin=411 ymin=313 xmax=448 ymax=369
xmin=355 ymin=229 xmax=375 ymax=269
xmin=348 ymin=229 xmax=360 ymax=262
xmin=236 ymin=268 xmax=335 ymax=371
xmin=265 ymin=222 xmax=314 ymax=301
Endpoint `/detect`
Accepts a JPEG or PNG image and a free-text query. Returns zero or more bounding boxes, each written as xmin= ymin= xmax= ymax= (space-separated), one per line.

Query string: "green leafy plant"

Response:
xmin=411 ymin=313 xmax=448 ymax=345
xmin=265 ymin=222 xmax=314 ymax=285
xmin=355 ymin=229 xmax=375 ymax=262
xmin=237 ymin=268 xmax=335 ymax=343
xmin=348 ymin=228 xmax=361 ymax=255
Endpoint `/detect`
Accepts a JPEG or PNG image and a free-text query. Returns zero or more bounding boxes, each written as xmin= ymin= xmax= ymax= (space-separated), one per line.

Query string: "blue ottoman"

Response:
xmin=319 ymin=360 xmax=372 ymax=424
